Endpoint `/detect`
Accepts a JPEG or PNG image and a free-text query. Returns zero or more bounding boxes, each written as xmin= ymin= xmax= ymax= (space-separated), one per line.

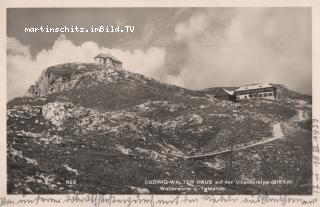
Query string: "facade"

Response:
xmin=94 ymin=53 xmax=123 ymax=69
xmin=233 ymin=83 xmax=276 ymax=101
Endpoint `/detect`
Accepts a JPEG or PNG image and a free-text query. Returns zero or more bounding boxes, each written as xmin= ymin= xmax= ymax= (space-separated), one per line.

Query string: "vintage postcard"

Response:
xmin=1 ymin=0 xmax=320 ymax=207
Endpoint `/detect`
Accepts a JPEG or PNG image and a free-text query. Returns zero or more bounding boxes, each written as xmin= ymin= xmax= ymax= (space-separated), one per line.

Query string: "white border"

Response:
xmin=1 ymin=0 xmax=319 ymax=206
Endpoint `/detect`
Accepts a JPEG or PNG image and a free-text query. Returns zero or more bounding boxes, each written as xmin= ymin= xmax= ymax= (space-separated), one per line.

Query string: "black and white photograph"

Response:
xmin=6 ymin=6 xmax=314 ymax=196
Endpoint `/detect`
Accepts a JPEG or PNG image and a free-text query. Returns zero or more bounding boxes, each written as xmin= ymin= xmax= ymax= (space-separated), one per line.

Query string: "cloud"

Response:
xmin=7 ymin=8 xmax=311 ymax=100
xmin=174 ymin=14 xmax=209 ymax=43
xmin=7 ymin=35 xmax=166 ymax=99
xmin=171 ymin=8 xmax=311 ymax=94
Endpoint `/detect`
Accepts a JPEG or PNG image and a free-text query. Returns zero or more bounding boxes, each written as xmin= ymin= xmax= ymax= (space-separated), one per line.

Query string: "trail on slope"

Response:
xmin=295 ymin=99 xmax=311 ymax=121
xmin=297 ymin=110 xmax=305 ymax=121
xmin=186 ymin=122 xmax=284 ymax=159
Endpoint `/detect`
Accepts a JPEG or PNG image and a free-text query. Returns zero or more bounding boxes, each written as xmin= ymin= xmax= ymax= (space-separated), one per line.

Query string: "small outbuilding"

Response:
xmin=214 ymin=88 xmax=236 ymax=102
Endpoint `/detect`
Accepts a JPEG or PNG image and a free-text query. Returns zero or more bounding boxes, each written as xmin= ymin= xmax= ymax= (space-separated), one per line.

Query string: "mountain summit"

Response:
xmin=24 ymin=62 xmax=193 ymax=111
xmin=7 ymin=62 xmax=312 ymax=194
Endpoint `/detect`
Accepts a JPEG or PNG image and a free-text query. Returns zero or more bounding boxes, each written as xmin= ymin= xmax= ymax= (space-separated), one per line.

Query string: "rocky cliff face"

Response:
xmin=7 ymin=63 xmax=312 ymax=194
xmin=25 ymin=63 xmax=122 ymax=97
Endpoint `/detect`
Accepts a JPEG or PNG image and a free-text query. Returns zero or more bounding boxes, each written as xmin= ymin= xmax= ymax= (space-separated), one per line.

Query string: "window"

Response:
xmin=268 ymin=92 xmax=273 ymax=96
xmin=259 ymin=94 xmax=263 ymax=97
xmin=264 ymin=93 xmax=268 ymax=97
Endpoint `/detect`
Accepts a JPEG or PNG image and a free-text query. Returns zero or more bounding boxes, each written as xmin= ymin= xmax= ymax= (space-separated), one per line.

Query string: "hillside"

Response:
xmin=271 ymin=84 xmax=312 ymax=103
xmin=7 ymin=63 xmax=312 ymax=194
xmin=22 ymin=63 xmax=199 ymax=111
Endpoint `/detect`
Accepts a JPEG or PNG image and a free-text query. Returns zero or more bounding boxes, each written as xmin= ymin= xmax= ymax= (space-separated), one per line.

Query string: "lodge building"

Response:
xmin=234 ymin=83 xmax=276 ymax=101
xmin=214 ymin=83 xmax=276 ymax=102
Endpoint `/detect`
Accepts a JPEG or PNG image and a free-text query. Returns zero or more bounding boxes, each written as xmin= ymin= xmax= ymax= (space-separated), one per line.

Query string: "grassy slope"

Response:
xmin=7 ymin=63 xmax=312 ymax=194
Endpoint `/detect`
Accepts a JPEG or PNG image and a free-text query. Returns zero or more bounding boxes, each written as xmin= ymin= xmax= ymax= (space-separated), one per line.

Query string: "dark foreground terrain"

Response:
xmin=7 ymin=63 xmax=312 ymax=194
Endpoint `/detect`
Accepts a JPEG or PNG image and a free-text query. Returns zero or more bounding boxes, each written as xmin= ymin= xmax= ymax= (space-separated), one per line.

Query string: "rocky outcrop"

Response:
xmin=24 ymin=62 xmax=192 ymax=112
xmin=25 ymin=63 xmax=114 ymax=97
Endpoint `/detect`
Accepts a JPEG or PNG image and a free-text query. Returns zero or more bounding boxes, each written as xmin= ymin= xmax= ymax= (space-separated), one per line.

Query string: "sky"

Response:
xmin=7 ymin=8 xmax=311 ymax=99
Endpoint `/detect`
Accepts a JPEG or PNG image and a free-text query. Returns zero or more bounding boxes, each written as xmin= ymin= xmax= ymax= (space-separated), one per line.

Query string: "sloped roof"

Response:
xmin=94 ymin=53 xmax=121 ymax=62
xmin=235 ymin=83 xmax=273 ymax=92
xmin=213 ymin=88 xmax=234 ymax=97
xmin=223 ymin=88 xmax=234 ymax=95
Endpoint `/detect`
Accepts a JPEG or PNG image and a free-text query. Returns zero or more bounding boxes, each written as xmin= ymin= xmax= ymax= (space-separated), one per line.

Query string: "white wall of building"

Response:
xmin=236 ymin=91 xmax=275 ymax=101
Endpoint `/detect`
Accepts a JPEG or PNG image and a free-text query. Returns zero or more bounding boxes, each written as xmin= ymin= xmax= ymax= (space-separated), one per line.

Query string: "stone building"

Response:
xmin=94 ymin=53 xmax=123 ymax=69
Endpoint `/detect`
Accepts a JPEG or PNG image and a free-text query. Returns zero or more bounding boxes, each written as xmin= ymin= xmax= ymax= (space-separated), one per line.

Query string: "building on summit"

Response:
xmin=94 ymin=53 xmax=123 ymax=69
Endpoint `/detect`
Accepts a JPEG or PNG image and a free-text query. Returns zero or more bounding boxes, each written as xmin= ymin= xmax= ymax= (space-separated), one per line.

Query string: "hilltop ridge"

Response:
xmin=23 ymin=62 xmax=197 ymax=111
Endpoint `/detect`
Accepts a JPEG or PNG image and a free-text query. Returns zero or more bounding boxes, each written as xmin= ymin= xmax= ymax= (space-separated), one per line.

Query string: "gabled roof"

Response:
xmin=213 ymin=88 xmax=234 ymax=97
xmin=223 ymin=88 xmax=234 ymax=95
xmin=235 ymin=83 xmax=273 ymax=92
xmin=94 ymin=53 xmax=121 ymax=62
